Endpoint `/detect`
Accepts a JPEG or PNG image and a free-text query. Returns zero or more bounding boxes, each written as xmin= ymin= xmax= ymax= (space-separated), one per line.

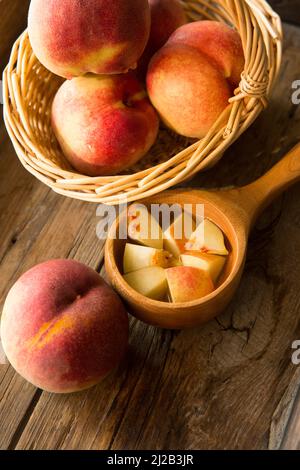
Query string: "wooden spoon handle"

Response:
xmin=238 ymin=143 xmax=300 ymax=226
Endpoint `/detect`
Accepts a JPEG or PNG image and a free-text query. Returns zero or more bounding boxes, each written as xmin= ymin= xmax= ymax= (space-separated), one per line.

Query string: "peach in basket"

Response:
xmin=3 ymin=0 xmax=282 ymax=204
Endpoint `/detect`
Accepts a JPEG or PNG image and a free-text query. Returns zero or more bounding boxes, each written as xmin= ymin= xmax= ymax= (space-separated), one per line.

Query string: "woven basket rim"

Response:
xmin=3 ymin=0 xmax=283 ymax=204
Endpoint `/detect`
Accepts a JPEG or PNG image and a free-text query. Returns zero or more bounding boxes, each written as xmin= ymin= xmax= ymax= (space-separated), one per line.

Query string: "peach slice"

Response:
xmin=124 ymin=267 xmax=168 ymax=300
xmin=128 ymin=204 xmax=163 ymax=250
xmin=163 ymin=212 xmax=196 ymax=257
xmin=185 ymin=219 xmax=229 ymax=255
xmin=181 ymin=252 xmax=226 ymax=283
xmin=166 ymin=266 xmax=214 ymax=303
xmin=123 ymin=243 xmax=172 ymax=274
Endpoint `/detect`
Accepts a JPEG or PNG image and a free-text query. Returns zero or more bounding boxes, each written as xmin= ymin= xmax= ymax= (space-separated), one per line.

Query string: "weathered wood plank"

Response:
xmin=2 ymin=23 xmax=298 ymax=450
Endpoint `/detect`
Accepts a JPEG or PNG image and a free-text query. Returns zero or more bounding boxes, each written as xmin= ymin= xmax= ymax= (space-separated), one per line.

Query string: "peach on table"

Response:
xmin=0 ymin=260 xmax=129 ymax=393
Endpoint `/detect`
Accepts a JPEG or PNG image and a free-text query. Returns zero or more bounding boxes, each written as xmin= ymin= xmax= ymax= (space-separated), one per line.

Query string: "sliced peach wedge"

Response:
xmin=122 ymin=211 xmax=229 ymax=303
xmin=123 ymin=243 xmax=174 ymax=274
xmin=166 ymin=266 xmax=214 ymax=303
xmin=181 ymin=252 xmax=226 ymax=284
xmin=163 ymin=211 xmax=196 ymax=257
xmin=185 ymin=219 xmax=229 ymax=256
xmin=128 ymin=204 xmax=163 ymax=250
xmin=123 ymin=267 xmax=168 ymax=301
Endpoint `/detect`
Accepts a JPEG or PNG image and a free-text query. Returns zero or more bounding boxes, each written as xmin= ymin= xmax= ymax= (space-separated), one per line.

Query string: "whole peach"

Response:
xmin=147 ymin=44 xmax=231 ymax=138
xmin=0 ymin=260 xmax=129 ymax=393
xmin=148 ymin=0 xmax=187 ymax=53
xmin=168 ymin=21 xmax=244 ymax=88
xmin=138 ymin=0 xmax=187 ymax=79
xmin=28 ymin=0 xmax=151 ymax=78
xmin=52 ymin=73 xmax=159 ymax=176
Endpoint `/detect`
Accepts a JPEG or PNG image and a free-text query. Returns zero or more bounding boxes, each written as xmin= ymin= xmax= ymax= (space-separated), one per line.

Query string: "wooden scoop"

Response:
xmin=105 ymin=143 xmax=300 ymax=329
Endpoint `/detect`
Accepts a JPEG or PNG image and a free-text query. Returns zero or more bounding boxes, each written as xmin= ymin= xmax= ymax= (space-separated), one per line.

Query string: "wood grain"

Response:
xmin=1 ymin=6 xmax=300 ymax=451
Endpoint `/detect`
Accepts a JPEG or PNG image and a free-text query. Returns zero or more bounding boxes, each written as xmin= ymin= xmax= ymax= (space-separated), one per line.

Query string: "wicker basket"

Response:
xmin=3 ymin=0 xmax=282 ymax=205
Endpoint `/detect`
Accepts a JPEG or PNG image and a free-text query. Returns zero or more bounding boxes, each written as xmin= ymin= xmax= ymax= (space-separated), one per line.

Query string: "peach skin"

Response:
xmin=168 ymin=21 xmax=244 ymax=88
xmin=147 ymin=43 xmax=231 ymax=138
xmin=166 ymin=266 xmax=214 ymax=303
xmin=52 ymin=73 xmax=159 ymax=176
xmin=0 ymin=260 xmax=129 ymax=393
xmin=147 ymin=20 xmax=245 ymax=138
xmin=28 ymin=0 xmax=151 ymax=78
xmin=148 ymin=0 xmax=187 ymax=52
xmin=138 ymin=0 xmax=187 ymax=79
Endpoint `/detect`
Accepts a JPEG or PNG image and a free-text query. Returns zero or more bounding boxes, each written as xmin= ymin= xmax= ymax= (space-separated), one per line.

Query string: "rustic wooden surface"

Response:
xmin=1 ymin=3 xmax=300 ymax=451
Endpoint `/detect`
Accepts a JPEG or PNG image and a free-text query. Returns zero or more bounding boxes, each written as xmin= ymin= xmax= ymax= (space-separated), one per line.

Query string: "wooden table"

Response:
xmin=1 ymin=2 xmax=300 ymax=451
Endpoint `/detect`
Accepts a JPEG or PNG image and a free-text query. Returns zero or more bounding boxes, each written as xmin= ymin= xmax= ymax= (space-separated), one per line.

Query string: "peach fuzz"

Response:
xmin=167 ymin=21 xmax=245 ymax=88
xmin=51 ymin=73 xmax=159 ymax=176
xmin=147 ymin=43 xmax=231 ymax=138
xmin=0 ymin=260 xmax=129 ymax=393
xmin=138 ymin=0 xmax=187 ymax=79
xmin=28 ymin=0 xmax=150 ymax=78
